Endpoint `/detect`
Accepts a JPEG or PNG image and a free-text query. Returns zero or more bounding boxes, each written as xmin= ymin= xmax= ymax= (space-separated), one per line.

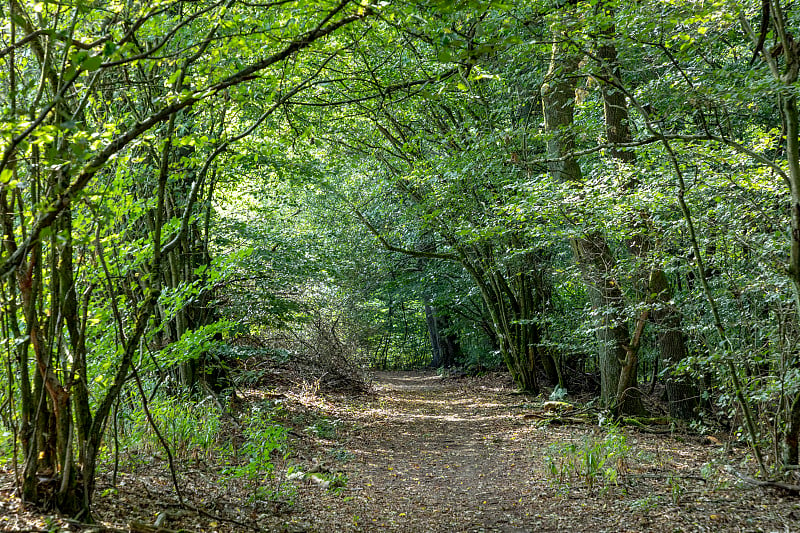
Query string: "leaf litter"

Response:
xmin=1 ymin=370 xmax=799 ymax=532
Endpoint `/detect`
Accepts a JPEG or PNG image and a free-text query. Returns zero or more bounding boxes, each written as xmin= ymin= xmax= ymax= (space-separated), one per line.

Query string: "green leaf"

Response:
xmin=103 ymin=41 xmax=118 ymax=57
xmin=83 ymin=55 xmax=103 ymax=71
xmin=167 ymin=69 xmax=182 ymax=87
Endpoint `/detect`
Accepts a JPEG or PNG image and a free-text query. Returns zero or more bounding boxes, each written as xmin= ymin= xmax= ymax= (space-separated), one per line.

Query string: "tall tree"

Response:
xmin=0 ymin=0 xmax=369 ymax=515
xmin=591 ymin=6 xmax=698 ymax=418
xmin=541 ymin=11 xmax=645 ymax=414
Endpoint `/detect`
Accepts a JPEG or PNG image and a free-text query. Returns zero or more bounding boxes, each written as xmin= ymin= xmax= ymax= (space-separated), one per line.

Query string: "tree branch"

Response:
xmin=0 ymin=4 xmax=368 ymax=278
xmin=349 ymin=203 xmax=459 ymax=262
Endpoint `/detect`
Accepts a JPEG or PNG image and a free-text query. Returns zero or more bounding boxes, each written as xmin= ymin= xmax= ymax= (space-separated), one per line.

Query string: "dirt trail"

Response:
xmin=290 ymin=371 xmax=799 ymax=533
xmin=334 ymin=371 xmax=535 ymax=532
xmin=2 ymin=371 xmax=798 ymax=532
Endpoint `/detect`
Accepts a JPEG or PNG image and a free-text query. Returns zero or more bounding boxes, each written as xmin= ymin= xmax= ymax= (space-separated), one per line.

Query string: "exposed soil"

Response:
xmin=2 ymin=371 xmax=800 ymax=532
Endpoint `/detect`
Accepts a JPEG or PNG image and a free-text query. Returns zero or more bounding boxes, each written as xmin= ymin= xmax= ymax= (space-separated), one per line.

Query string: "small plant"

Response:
xmin=223 ymin=413 xmax=292 ymax=504
xmin=305 ymin=417 xmax=339 ymax=439
xmin=700 ymin=462 xmax=714 ymax=481
xmin=699 ymin=457 xmax=731 ymax=490
xmin=44 ymin=517 xmax=60 ymax=533
xmin=261 ymin=478 xmax=298 ymax=506
xmin=668 ymin=476 xmax=683 ymax=504
xmin=328 ymin=447 xmax=354 ymax=463
xmin=327 ymin=472 xmax=348 ymax=494
xmin=307 ymin=471 xmax=348 ymax=495
xmin=635 ymin=450 xmax=656 ymax=464
xmin=100 ymin=487 xmax=118 ymax=498
xmin=549 ymin=385 xmax=568 ymax=401
xmin=542 ymin=426 xmax=630 ymax=494
xmin=629 ymin=495 xmax=659 ymax=513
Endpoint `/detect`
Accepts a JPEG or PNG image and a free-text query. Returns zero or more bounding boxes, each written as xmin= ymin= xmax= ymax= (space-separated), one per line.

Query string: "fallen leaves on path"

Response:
xmin=2 ymin=371 xmax=799 ymax=532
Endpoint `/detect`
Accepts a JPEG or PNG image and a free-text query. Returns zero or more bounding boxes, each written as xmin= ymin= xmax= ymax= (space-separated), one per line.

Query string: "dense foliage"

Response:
xmin=2 ymin=0 xmax=800 ymax=519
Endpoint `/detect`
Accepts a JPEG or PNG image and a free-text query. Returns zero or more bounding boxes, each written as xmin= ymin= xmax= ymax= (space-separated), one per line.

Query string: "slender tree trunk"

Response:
xmin=785 ymin=393 xmax=800 ymax=466
xmin=425 ymin=304 xmax=444 ymax=367
xmin=781 ymin=90 xmax=800 ymax=465
xmin=469 ymin=264 xmax=539 ymax=392
xmin=742 ymin=0 xmax=800 ymax=467
xmin=648 ymin=270 xmax=698 ymax=418
xmin=425 ymin=307 xmax=460 ymax=368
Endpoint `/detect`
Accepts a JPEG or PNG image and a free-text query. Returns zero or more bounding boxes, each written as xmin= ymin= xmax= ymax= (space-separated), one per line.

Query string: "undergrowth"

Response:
xmin=543 ymin=426 xmax=630 ymax=494
xmin=222 ymin=412 xmax=295 ymax=504
xmin=0 ymin=428 xmax=13 ymax=466
xmin=115 ymin=391 xmax=296 ymax=505
xmin=117 ymin=393 xmax=224 ymax=459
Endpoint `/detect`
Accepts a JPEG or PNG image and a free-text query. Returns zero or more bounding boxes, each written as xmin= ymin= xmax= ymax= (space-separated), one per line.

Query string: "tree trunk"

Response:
xmin=471 ymin=266 xmax=539 ymax=392
xmin=541 ymin=28 xmax=644 ymax=414
xmin=649 ymin=269 xmax=698 ymax=418
xmin=596 ymin=36 xmax=696 ymax=417
xmin=785 ymin=392 xmax=800 ymax=466
xmin=435 ymin=314 xmax=461 ymax=369
xmin=425 ymin=304 xmax=445 ymax=367
xmin=757 ymin=5 xmax=800 ymax=464
xmin=781 ymin=85 xmax=800 ymax=468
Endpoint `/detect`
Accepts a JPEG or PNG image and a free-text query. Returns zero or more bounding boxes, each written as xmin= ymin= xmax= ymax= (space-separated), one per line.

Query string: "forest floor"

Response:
xmin=2 ymin=370 xmax=800 ymax=532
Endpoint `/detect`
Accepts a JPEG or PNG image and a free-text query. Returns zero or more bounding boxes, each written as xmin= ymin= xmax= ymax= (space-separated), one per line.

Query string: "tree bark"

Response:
xmin=595 ymin=35 xmax=696 ymax=417
xmin=541 ymin=27 xmax=644 ymax=414
xmin=425 ymin=304 xmax=445 ymax=367
xmin=427 ymin=309 xmax=460 ymax=369
xmin=754 ymin=1 xmax=800 ymax=466
xmin=648 ymin=269 xmax=698 ymax=418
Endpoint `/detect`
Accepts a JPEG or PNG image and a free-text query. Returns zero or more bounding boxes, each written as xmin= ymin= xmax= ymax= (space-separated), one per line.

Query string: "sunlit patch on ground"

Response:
xmin=2 ymin=371 xmax=799 ymax=532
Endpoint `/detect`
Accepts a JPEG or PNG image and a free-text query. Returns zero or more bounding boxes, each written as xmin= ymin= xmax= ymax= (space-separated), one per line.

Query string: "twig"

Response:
xmin=130 ymin=365 xmax=184 ymax=506
xmin=62 ymin=519 xmax=128 ymax=532
xmin=181 ymin=502 xmax=262 ymax=532
xmin=724 ymin=466 xmax=800 ymax=492
xmin=129 ymin=520 xmax=181 ymax=533
xmin=625 ymin=473 xmax=707 ymax=482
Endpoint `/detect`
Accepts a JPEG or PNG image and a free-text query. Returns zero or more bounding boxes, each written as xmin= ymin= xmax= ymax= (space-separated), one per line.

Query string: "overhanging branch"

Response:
xmin=349 ymin=203 xmax=459 ymax=262
xmin=0 ymin=4 xmax=368 ymax=278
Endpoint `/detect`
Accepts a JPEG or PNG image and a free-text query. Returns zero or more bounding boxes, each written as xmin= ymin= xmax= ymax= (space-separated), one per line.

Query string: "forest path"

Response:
xmin=5 ymin=370 xmax=795 ymax=532
xmin=287 ymin=371 xmax=796 ymax=533
xmin=332 ymin=371 xmax=536 ymax=532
